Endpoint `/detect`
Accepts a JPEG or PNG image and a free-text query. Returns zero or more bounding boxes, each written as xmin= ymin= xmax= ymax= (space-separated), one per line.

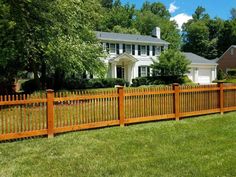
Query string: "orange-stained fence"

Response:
xmin=1 ymin=83 xmax=236 ymax=141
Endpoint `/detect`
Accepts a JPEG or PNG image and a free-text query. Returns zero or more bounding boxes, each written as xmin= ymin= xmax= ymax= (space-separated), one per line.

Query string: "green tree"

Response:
xmin=98 ymin=2 xmax=136 ymax=32
xmin=218 ymin=19 xmax=236 ymax=55
xmin=230 ymin=8 xmax=236 ymax=19
xmin=112 ymin=25 xmax=140 ymax=34
xmin=192 ymin=6 xmax=210 ymax=21
xmin=141 ymin=1 xmax=170 ymax=19
xmin=182 ymin=7 xmax=220 ymax=59
xmin=151 ymin=49 xmax=190 ymax=79
xmin=100 ymin=0 xmax=113 ymax=8
xmin=182 ymin=21 xmax=210 ymax=57
xmin=113 ymin=0 xmax=121 ymax=7
xmin=0 ymin=0 xmax=106 ymax=89
xmin=133 ymin=11 xmax=180 ymax=49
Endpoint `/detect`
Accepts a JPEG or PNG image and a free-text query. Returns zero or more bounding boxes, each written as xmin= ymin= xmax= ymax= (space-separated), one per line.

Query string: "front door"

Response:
xmin=117 ymin=66 xmax=124 ymax=79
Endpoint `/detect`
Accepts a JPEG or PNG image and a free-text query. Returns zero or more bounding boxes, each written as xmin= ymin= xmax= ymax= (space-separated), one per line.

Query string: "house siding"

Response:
xmin=218 ymin=47 xmax=236 ymax=72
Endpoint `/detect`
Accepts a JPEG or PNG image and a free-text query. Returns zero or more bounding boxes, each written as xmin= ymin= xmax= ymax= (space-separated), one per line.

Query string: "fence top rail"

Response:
xmin=54 ymin=88 xmax=117 ymax=98
xmin=180 ymin=87 xmax=220 ymax=93
xmin=124 ymin=86 xmax=173 ymax=93
xmin=54 ymin=93 xmax=119 ymax=102
xmin=0 ymin=92 xmax=46 ymax=102
xmin=125 ymin=90 xmax=175 ymax=96
xmin=180 ymin=84 xmax=218 ymax=89
xmin=0 ymin=98 xmax=47 ymax=106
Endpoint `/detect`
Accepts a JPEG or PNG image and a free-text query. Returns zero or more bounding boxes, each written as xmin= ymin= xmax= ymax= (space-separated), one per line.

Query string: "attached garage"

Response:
xmin=183 ymin=52 xmax=218 ymax=84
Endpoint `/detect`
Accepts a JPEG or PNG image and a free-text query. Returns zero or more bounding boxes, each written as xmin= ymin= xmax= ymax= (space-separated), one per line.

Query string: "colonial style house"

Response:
xmin=95 ymin=27 xmax=217 ymax=84
xmin=217 ymin=45 xmax=236 ymax=73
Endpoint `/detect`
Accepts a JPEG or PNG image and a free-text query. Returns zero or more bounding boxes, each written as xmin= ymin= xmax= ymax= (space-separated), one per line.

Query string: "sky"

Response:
xmin=121 ymin=0 xmax=236 ymax=29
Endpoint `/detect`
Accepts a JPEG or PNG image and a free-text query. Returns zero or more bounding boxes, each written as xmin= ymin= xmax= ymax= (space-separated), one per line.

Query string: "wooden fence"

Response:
xmin=1 ymin=83 xmax=236 ymax=141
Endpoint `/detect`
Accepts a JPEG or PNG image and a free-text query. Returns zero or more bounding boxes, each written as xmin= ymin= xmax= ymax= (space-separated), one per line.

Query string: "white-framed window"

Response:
xmin=126 ymin=44 xmax=132 ymax=54
xmin=141 ymin=45 xmax=146 ymax=55
xmin=138 ymin=66 xmax=150 ymax=77
xmin=110 ymin=43 xmax=116 ymax=54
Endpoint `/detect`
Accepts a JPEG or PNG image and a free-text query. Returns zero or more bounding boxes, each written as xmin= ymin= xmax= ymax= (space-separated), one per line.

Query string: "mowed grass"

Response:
xmin=0 ymin=113 xmax=236 ymax=177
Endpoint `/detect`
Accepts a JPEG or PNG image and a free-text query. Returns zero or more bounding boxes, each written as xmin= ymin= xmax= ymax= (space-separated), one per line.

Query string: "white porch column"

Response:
xmin=211 ymin=67 xmax=216 ymax=82
xmin=132 ymin=63 xmax=135 ymax=82
xmin=111 ymin=63 xmax=117 ymax=78
xmin=127 ymin=64 xmax=132 ymax=83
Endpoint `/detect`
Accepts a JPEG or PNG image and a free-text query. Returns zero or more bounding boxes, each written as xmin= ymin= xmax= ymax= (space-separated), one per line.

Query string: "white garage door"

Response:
xmin=198 ymin=69 xmax=211 ymax=84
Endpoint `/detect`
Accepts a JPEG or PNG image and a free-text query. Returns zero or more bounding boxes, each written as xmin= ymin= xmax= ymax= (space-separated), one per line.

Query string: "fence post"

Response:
xmin=218 ymin=82 xmax=224 ymax=115
xmin=47 ymin=89 xmax=54 ymax=138
xmin=117 ymin=86 xmax=125 ymax=126
xmin=173 ymin=83 xmax=180 ymax=121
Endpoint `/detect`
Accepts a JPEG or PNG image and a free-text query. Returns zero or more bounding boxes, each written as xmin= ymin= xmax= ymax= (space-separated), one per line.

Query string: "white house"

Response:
xmin=95 ymin=27 xmax=217 ymax=84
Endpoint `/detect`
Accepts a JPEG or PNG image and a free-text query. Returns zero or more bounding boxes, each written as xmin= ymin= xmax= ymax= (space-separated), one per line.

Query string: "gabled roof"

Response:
xmin=183 ymin=52 xmax=218 ymax=66
xmin=217 ymin=45 xmax=236 ymax=63
xmin=95 ymin=31 xmax=169 ymax=45
xmin=109 ymin=53 xmax=138 ymax=63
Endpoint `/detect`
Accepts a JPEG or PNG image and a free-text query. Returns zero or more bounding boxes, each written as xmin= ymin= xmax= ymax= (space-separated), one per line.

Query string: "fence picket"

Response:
xmin=1 ymin=83 xmax=236 ymax=141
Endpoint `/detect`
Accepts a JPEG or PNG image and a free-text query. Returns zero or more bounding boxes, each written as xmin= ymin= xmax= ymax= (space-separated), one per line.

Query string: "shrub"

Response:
xmin=21 ymin=79 xmax=41 ymax=93
xmin=217 ymin=69 xmax=226 ymax=80
xmin=131 ymin=77 xmax=150 ymax=87
xmin=22 ymin=78 xmax=129 ymax=92
xmin=227 ymin=70 xmax=236 ymax=77
xmin=131 ymin=75 xmax=192 ymax=87
xmin=0 ymin=81 xmax=14 ymax=94
xmin=63 ymin=78 xmax=129 ymax=90
xmin=87 ymin=78 xmax=128 ymax=88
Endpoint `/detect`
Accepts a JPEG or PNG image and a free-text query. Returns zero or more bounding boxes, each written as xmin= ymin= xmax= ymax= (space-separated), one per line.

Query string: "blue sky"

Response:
xmin=121 ymin=0 xmax=236 ymax=28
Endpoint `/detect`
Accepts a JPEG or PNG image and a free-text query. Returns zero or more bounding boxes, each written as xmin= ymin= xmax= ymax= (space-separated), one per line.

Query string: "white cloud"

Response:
xmin=168 ymin=2 xmax=179 ymax=13
xmin=170 ymin=13 xmax=192 ymax=30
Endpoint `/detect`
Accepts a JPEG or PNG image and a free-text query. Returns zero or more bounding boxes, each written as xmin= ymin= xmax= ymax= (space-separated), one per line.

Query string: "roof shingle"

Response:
xmin=183 ymin=52 xmax=217 ymax=65
xmin=95 ymin=31 xmax=169 ymax=45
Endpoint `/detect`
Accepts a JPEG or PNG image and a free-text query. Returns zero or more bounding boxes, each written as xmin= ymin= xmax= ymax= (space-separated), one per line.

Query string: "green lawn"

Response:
xmin=0 ymin=113 xmax=236 ymax=177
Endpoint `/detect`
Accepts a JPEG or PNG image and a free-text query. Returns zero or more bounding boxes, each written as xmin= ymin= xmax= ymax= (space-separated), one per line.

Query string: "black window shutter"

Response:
xmin=116 ymin=44 xmax=119 ymax=54
xmin=152 ymin=46 xmax=155 ymax=56
xmin=147 ymin=67 xmax=150 ymax=77
xmin=123 ymin=44 xmax=126 ymax=53
xmin=147 ymin=46 xmax=150 ymax=56
xmin=106 ymin=43 xmax=109 ymax=52
xmin=138 ymin=45 xmax=141 ymax=55
xmin=138 ymin=66 xmax=141 ymax=77
xmin=161 ymin=46 xmax=164 ymax=52
xmin=132 ymin=45 xmax=135 ymax=55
